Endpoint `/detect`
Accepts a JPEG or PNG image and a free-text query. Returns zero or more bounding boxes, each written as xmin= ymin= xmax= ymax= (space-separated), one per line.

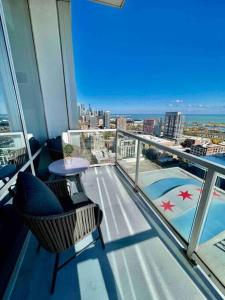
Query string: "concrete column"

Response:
xmin=57 ymin=0 xmax=79 ymax=130
xmin=28 ymin=0 xmax=69 ymax=137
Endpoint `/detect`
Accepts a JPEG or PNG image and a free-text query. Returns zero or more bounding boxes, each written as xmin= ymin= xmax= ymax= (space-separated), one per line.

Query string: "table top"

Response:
xmin=48 ymin=157 xmax=90 ymax=177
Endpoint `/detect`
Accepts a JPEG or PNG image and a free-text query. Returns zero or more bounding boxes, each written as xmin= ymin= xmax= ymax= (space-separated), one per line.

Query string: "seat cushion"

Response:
xmin=29 ymin=137 xmax=41 ymax=155
xmin=47 ymin=136 xmax=62 ymax=152
xmin=15 ymin=172 xmax=63 ymax=216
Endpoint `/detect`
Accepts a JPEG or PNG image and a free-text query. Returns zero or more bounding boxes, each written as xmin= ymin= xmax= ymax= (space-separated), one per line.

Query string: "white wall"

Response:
xmin=28 ymin=0 xmax=69 ymax=138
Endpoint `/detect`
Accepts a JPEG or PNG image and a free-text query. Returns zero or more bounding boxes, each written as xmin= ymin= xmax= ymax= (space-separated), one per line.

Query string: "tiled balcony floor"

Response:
xmin=10 ymin=166 xmax=215 ymax=300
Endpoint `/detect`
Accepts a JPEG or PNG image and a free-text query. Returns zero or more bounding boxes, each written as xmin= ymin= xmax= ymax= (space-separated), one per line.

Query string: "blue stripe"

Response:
xmin=143 ymin=177 xmax=201 ymax=200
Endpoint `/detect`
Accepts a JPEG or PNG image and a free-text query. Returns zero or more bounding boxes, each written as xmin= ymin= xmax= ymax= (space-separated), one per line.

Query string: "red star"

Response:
xmin=213 ymin=191 xmax=221 ymax=197
xmin=197 ymin=188 xmax=220 ymax=197
xmin=160 ymin=200 xmax=175 ymax=212
xmin=178 ymin=191 xmax=192 ymax=200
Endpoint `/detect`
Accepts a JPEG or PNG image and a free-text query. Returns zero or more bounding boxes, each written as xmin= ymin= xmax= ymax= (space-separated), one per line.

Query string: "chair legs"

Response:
xmin=51 ymin=253 xmax=60 ymax=294
xmin=98 ymin=226 xmax=105 ymax=250
xmin=49 ymin=228 xmax=104 ymax=294
xmin=74 ymin=174 xmax=85 ymax=193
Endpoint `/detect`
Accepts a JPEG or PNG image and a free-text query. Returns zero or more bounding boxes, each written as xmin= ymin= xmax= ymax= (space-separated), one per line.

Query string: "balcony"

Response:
xmin=0 ymin=1 xmax=225 ymax=297
xmin=5 ymin=165 xmax=214 ymax=300
xmin=2 ymin=129 xmax=225 ymax=299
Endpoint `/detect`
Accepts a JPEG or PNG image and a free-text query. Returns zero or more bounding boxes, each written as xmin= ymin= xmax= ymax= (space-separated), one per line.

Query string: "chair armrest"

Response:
xmin=23 ymin=203 xmax=100 ymax=222
xmin=20 ymin=203 xmax=102 ymax=252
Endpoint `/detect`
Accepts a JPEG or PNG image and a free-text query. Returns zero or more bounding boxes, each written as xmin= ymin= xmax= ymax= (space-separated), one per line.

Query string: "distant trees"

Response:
xmin=211 ymin=138 xmax=223 ymax=144
xmin=181 ymin=138 xmax=195 ymax=148
xmin=142 ymin=146 xmax=160 ymax=161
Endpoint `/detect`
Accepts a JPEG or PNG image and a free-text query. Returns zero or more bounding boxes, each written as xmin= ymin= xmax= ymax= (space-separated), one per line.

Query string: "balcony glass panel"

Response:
xmin=116 ymin=132 xmax=138 ymax=181
xmin=137 ymin=141 xmax=207 ymax=243
xmin=63 ymin=130 xmax=116 ymax=165
xmin=196 ymin=174 xmax=225 ymax=287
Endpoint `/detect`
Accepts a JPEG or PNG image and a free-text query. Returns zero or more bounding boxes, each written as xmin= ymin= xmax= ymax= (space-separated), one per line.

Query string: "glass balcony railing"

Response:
xmin=0 ymin=132 xmax=29 ymax=189
xmin=116 ymin=131 xmax=138 ymax=181
xmin=116 ymin=129 xmax=225 ymax=290
xmin=62 ymin=129 xmax=116 ymax=166
xmin=61 ymin=126 xmax=225 ymax=288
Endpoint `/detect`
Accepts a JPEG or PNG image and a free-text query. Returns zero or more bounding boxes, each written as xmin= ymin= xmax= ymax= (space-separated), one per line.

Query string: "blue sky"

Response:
xmin=72 ymin=0 xmax=225 ymax=114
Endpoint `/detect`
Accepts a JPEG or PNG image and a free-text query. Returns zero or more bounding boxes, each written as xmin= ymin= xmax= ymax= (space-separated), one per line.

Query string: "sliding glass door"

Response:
xmin=0 ymin=19 xmax=29 ymax=188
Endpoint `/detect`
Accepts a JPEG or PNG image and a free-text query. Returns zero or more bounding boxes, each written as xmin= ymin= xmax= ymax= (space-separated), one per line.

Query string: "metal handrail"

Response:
xmin=117 ymin=128 xmax=225 ymax=268
xmin=68 ymin=129 xmax=116 ymax=133
xmin=117 ymin=129 xmax=225 ymax=175
xmin=67 ymin=128 xmax=225 ymax=175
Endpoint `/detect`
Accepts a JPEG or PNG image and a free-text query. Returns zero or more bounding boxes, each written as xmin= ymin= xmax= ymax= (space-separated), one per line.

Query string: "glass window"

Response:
xmin=0 ymin=20 xmax=29 ymax=189
xmin=2 ymin=0 xmax=48 ymax=145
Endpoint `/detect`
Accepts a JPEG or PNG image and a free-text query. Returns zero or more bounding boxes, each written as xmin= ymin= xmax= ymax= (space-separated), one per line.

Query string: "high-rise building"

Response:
xmin=116 ymin=117 xmax=127 ymax=130
xmin=163 ymin=112 xmax=184 ymax=139
xmin=89 ymin=116 xmax=98 ymax=129
xmin=153 ymin=118 xmax=163 ymax=137
xmin=98 ymin=118 xmax=104 ymax=128
xmin=143 ymin=119 xmax=156 ymax=134
xmin=77 ymin=104 xmax=81 ymax=119
xmin=117 ymin=139 xmax=136 ymax=158
xmin=104 ymin=111 xmax=110 ymax=129
xmin=88 ymin=104 xmax=92 ymax=114
xmin=98 ymin=110 xmax=104 ymax=117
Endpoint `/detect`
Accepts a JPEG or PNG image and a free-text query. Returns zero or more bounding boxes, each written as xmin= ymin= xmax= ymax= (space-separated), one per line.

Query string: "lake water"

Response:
xmin=113 ymin=113 xmax=225 ymax=124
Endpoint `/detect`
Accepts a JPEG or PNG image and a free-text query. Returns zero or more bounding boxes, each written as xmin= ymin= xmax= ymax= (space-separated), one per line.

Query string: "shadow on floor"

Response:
xmin=12 ymin=228 xmax=156 ymax=300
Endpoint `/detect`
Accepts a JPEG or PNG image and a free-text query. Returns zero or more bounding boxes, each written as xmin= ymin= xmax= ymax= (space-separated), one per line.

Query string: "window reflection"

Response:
xmin=0 ymin=21 xmax=28 ymax=188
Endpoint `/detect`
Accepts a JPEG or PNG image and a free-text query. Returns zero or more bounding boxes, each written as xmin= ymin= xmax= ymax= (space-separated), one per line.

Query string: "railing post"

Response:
xmin=134 ymin=140 xmax=141 ymax=192
xmin=187 ymin=168 xmax=217 ymax=258
xmin=115 ymin=130 xmax=119 ymax=164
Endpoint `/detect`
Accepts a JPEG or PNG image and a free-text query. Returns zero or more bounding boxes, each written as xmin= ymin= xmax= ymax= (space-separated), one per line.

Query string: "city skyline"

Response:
xmin=72 ymin=0 xmax=225 ymax=114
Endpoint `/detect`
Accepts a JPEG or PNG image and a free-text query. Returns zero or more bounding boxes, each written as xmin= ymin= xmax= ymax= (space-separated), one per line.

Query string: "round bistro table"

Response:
xmin=48 ymin=157 xmax=90 ymax=193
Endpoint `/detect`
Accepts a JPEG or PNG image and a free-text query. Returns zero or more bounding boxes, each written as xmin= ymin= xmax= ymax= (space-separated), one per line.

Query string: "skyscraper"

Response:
xmin=98 ymin=110 xmax=104 ymax=117
xmin=153 ymin=118 xmax=163 ymax=137
xmin=143 ymin=119 xmax=156 ymax=134
xmin=104 ymin=111 xmax=110 ymax=129
xmin=77 ymin=104 xmax=81 ymax=119
xmin=163 ymin=112 xmax=184 ymax=139
xmin=88 ymin=104 xmax=92 ymax=115
xmin=89 ymin=115 xmax=98 ymax=129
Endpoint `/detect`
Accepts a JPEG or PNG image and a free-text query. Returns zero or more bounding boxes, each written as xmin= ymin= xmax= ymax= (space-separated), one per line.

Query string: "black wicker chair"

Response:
xmin=46 ymin=136 xmax=63 ymax=162
xmin=12 ymin=179 xmax=104 ymax=294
